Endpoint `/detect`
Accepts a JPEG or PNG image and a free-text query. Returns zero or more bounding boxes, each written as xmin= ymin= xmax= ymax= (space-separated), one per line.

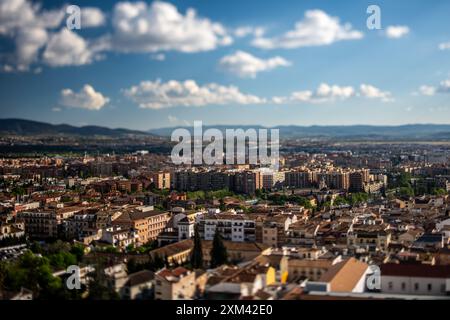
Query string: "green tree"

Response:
xmin=210 ymin=230 xmax=228 ymax=268
xmin=333 ymin=196 xmax=349 ymax=206
xmin=399 ymin=186 xmax=414 ymax=198
xmin=0 ymin=251 xmax=70 ymax=299
xmin=70 ymin=244 xmax=85 ymax=263
xmin=153 ymin=253 xmax=165 ymax=270
xmin=190 ymin=225 xmax=203 ymax=269
xmin=127 ymin=258 xmax=139 ymax=274
xmin=432 ymin=188 xmax=447 ymax=196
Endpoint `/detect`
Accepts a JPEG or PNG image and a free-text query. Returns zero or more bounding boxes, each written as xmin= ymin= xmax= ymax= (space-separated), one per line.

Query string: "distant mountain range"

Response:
xmin=2 ymin=119 xmax=450 ymax=141
xmin=148 ymin=124 xmax=450 ymax=140
xmin=0 ymin=118 xmax=155 ymax=137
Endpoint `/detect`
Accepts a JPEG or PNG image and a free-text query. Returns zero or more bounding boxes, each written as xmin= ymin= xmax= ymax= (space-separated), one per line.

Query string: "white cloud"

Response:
xmin=60 ymin=84 xmax=110 ymax=110
xmin=0 ymin=0 xmax=63 ymax=35
xmin=81 ymin=7 xmax=107 ymax=28
xmin=168 ymin=115 xmax=178 ymax=123
xmin=42 ymin=29 xmax=103 ymax=67
xmin=123 ymin=79 xmax=266 ymax=109
xmin=439 ymin=42 xmax=450 ymax=50
xmin=151 ymin=53 xmax=166 ymax=61
xmin=418 ymin=79 xmax=450 ymax=96
xmin=286 ymin=83 xmax=356 ymax=103
xmin=167 ymin=115 xmax=190 ymax=126
xmin=359 ymin=84 xmax=392 ymax=101
xmin=0 ymin=0 xmax=107 ymax=70
xmin=234 ymin=26 xmax=265 ymax=38
xmin=419 ymin=85 xmax=436 ymax=96
xmin=124 ymin=80 xmax=393 ymax=109
xmin=274 ymin=83 xmax=391 ymax=104
xmin=385 ymin=25 xmax=410 ymax=39
xmin=219 ymin=50 xmax=291 ymax=78
xmin=438 ymin=79 xmax=450 ymax=93
xmin=15 ymin=28 xmax=48 ymax=68
xmin=0 ymin=0 xmax=65 ymax=70
xmin=1 ymin=64 xmax=14 ymax=73
xmin=111 ymin=1 xmax=232 ymax=53
xmin=251 ymin=10 xmax=363 ymax=49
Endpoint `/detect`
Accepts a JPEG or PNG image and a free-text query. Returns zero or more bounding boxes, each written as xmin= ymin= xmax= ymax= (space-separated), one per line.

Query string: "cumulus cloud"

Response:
xmin=251 ymin=10 xmax=363 ymax=49
xmin=111 ymin=1 xmax=232 ymax=53
xmin=281 ymin=83 xmax=355 ymax=103
xmin=0 ymin=0 xmax=63 ymax=35
xmin=0 ymin=0 xmax=65 ymax=70
xmin=417 ymin=79 xmax=450 ymax=96
xmin=418 ymin=85 xmax=436 ymax=96
xmin=81 ymin=7 xmax=107 ymax=28
xmin=359 ymin=84 xmax=392 ymax=101
xmin=0 ymin=0 xmax=107 ymax=70
xmin=272 ymin=83 xmax=391 ymax=104
xmin=439 ymin=42 xmax=450 ymax=50
xmin=438 ymin=79 xmax=450 ymax=93
xmin=42 ymin=29 xmax=102 ymax=67
xmin=168 ymin=115 xmax=178 ymax=123
xmin=385 ymin=25 xmax=410 ymax=39
xmin=123 ymin=79 xmax=266 ymax=109
xmin=60 ymin=84 xmax=110 ymax=110
xmin=168 ymin=115 xmax=190 ymax=126
xmin=15 ymin=28 xmax=48 ymax=68
xmin=124 ymin=80 xmax=393 ymax=109
xmin=219 ymin=51 xmax=291 ymax=78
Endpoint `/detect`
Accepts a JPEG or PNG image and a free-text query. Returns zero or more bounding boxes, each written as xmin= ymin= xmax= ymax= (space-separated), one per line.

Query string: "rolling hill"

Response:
xmin=0 ymin=118 xmax=154 ymax=137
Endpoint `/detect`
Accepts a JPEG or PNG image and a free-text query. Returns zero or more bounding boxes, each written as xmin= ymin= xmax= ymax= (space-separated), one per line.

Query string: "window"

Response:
xmin=388 ymin=282 xmax=393 ymax=290
xmin=427 ymin=284 xmax=432 ymax=291
xmin=401 ymin=282 xmax=406 ymax=291
xmin=414 ymin=283 xmax=419 ymax=291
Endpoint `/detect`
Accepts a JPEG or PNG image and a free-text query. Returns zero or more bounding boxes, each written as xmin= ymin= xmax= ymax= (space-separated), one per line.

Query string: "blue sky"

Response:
xmin=0 ymin=0 xmax=449 ymax=130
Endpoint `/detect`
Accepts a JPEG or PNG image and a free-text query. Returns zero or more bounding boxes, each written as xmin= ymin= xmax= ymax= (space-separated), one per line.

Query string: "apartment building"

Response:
xmin=233 ymin=171 xmax=262 ymax=195
xmin=200 ymin=213 xmax=256 ymax=242
xmin=285 ymin=170 xmax=312 ymax=188
xmin=17 ymin=206 xmax=84 ymax=239
xmin=380 ymin=263 xmax=450 ymax=296
xmin=101 ymin=226 xmax=138 ymax=250
xmin=154 ymin=267 xmax=196 ymax=300
xmin=316 ymin=171 xmax=350 ymax=190
xmin=113 ymin=207 xmax=170 ymax=245
xmin=262 ymin=214 xmax=297 ymax=247
xmin=152 ymin=172 xmax=171 ymax=189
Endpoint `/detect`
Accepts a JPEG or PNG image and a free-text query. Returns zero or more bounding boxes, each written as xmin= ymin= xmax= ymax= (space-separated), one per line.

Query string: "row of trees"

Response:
xmin=187 ymin=189 xmax=247 ymax=201
xmin=389 ymin=172 xmax=448 ymax=197
xmin=191 ymin=225 xmax=228 ymax=268
xmin=263 ymin=193 xmax=314 ymax=209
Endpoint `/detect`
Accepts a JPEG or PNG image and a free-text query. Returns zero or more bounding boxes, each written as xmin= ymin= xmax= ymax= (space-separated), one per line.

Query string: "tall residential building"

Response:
xmin=285 ymin=171 xmax=312 ymax=188
xmin=350 ymin=170 xmax=369 ymax=192
xmin=152 ymin=172 xmax=171 ymax=189
xmin=233 ymin=171 xmax=262 ymax=195
xmin=316 ymin=171 xmax=350 ymax=190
